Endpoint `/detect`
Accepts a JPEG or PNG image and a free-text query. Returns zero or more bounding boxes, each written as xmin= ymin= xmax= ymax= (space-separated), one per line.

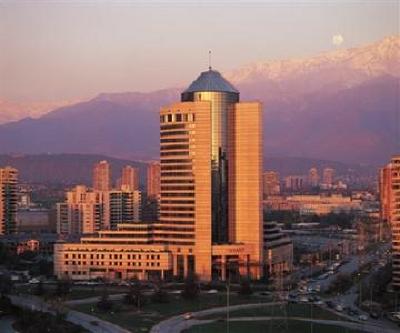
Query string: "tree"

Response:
xmin=327 ymin=273 xmax=353 ymax=294
xmin=97 ymin=287 xmax=112 ymax=311
xmin=34 ymin=280 xmax=45 ymax=296
xmin=182 ymin=274 xmax=200 ymax=300
xmin=238 ymin=279 xmax=253 ymax=296
xmin=124 ymin=281 xmax=145 ymax=310
xmin=0 ymin=295 xmax=15 ymax=315
xmin=0 ymin=275 xmax=13 ymax=297
xmin=151 ymin=286 xmax=169 ymax=304
xmin=55 ymin=278 xmax=71 ymax=298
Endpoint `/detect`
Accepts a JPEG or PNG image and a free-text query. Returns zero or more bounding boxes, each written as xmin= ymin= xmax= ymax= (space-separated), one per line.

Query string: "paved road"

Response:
xmin=9 ymin=295 xmax=131 ymax=333
xmin=150 ymin=302 xmax=282 ymax=333
xmin=66 ymin=293 xmax=126 ymax=305
xmin=306 ymin=242 xmax=398 ymax=330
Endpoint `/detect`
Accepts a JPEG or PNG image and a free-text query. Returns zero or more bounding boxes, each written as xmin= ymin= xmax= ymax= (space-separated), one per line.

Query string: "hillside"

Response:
xmin=0 ymin=36 xmax=398 ymax=164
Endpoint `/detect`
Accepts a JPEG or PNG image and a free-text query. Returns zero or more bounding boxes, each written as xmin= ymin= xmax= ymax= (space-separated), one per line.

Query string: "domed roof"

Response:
xmin=183 ymin=69 xmax=239 ymax=94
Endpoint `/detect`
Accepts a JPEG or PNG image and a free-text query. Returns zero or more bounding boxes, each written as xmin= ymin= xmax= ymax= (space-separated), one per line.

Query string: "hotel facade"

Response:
xmin=54 ymin=69 xmax=264 ymax=281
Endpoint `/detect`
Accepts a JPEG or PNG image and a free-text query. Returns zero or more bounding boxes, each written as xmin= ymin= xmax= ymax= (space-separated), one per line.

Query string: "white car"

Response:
xmin=183 ymin=313 xmax=193 ymax=320
xmin=170 ymin=290 xmax=182 ymax=294
xmin=28 ymin=278 xmax=40 ymax=284
xmin=207 ymin=289 xmax=218 ymax=294
xmin=358 ymin=314 xmax=368 ymax=321
xmin=335 ymin=304 xmax=343 ymax=312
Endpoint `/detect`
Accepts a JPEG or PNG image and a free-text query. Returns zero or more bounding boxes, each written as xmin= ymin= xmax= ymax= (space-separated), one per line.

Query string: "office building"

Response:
xmin=103 ymin=189 xmax=141 ymax=230
xmin=57 ymin=185 xmax=141 ymax=235
xmin=57 ymin=185 xmax=104 ymax=235
xmin=308 ymin=167 xmax=320 ymax=187
xmin=264 ymin=221 xmax=293 ymax=275
xmin=284 ymin=175 xmax=306 ymax=192
xmin=55 ymin=68 xmax=263 ymax=281
xmin=263 ymin=171 xmax=281 ymax=198
xmin=147 ymin=162 xmax=160 ymax=200
xmin=322 ymin=167 xmax=335 ymax=188
xmin=0 ymin=167 xmax=18 ymax=235
xmin=379 ymin=164 xmax=393 ymax=224
xmin=93 ymin=160 xmax=111 ymax=191
xmin=121 ymin=165 xmax=139 ymax=191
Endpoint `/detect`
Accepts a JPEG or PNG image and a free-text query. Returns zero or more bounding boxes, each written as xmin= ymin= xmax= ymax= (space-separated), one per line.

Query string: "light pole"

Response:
xmin=226 ymin=263 xmax=230 ymax=333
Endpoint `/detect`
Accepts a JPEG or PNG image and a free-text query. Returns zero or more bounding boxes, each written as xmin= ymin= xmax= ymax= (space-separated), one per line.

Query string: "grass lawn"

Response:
xmin=183 ymin=320 xmax=367 ymax=333
xmin=69 ymin=294 xmax=351 ymax=333
xmin=199 ymin=303 xmax=343 ymax=321
xmin=70 ymin=293 xmax=267 ymax=333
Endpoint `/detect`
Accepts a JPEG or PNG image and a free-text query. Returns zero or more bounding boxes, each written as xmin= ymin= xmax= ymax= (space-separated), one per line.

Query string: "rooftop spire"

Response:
xmin=208 ymin=50 xmax=212 ymax=70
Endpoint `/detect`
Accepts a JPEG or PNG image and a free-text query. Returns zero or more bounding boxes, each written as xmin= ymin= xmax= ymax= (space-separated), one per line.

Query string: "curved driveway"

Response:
xmin=150 ymin=302 xmax=397 ymax=333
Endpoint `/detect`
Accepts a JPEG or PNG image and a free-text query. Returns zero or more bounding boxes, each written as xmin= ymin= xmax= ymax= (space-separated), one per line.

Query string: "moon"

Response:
xmin=332 ymin=34 xmax=344 ymax=46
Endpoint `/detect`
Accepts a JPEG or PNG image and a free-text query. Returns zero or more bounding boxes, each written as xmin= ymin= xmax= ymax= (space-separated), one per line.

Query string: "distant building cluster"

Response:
xmin=379 ymin=155 xmax=400 ymax=291
xmin=263 ymin=167 xmax=347 ymax=197
xmin=56 ymin=161 xmax=143 ymax=235
xmin=264 ymin=194 xmax=361 ymax=215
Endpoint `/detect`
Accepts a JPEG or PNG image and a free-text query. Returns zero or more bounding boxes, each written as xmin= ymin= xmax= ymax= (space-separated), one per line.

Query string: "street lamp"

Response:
xmin=226 ymin=262 xmax=231 ymax=333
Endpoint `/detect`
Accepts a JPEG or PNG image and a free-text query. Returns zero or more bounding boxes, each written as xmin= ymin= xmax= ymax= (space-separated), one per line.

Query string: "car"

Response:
xmin=183 ymin=313 xmax=193 ymax=320
xmin=207 ymin=289 xmax=218 ymax=294
xmin=326 ymin=301 xmax=335 ymax=308
xmin=335 ymin=304 xmax=343 ymax=312
xmin=314 ymin=300 xmax=324 ymax=305
xmin=387 ymin=312 xmax=400 ymax=322
xmin=347 ymin=308 xmax=359 ymax=316
xmin=370 ymin=311 xmax=380 ymax=319
xmin=358 ymin=314 xmax=368 ymax=321
xmin=299 ymin=296 xmax=309 ymax=303
xmin=28 ymin=278 xmax=40 ymax=284
xmin=170 ymin=290 xmax=182 ymax=294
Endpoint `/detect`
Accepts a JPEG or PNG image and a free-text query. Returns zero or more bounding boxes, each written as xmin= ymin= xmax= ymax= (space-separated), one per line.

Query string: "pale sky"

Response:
xmin=0 ymin=0 xmax=398 ymax=102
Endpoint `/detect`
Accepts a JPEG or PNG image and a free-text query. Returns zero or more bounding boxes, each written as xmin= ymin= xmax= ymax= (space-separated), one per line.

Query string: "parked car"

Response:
xmin=335 ymin=304 xmax=343 ymax=312
xmin=183 ymin=313 xmax=193 ymax=320
xmin=370 ymin=311 xmax=380 ymax=319
xmin=28 ymin=278 xmax=40 ymax=284
xmin=359 ymin=314 xmax=368 ymax=321
xmin=299 ymin=296 xmax=309 ymax=303
xmin=326 ymin=301 xmax=335 ymax=308
xmin=207 ymin=289 xmax=218 ymax=294
xmin=170 ymin=290 xmax=182 ymax=294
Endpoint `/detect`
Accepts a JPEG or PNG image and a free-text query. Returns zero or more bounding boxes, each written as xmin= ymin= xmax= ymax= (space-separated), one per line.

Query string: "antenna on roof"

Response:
xmin=208 ymin=50 xmax=212 ymax=70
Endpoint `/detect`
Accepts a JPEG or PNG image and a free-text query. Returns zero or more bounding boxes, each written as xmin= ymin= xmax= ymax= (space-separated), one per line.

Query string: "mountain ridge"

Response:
xmin=0 ymin=36 xmax=398 ymax=164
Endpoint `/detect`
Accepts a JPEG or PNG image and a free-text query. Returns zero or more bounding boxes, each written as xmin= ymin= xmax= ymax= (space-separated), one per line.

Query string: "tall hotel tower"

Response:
xmin=54 ymin=69 xmax=263 ymax=282
xmin=160 ymin=69 xmax=263 ymax=280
